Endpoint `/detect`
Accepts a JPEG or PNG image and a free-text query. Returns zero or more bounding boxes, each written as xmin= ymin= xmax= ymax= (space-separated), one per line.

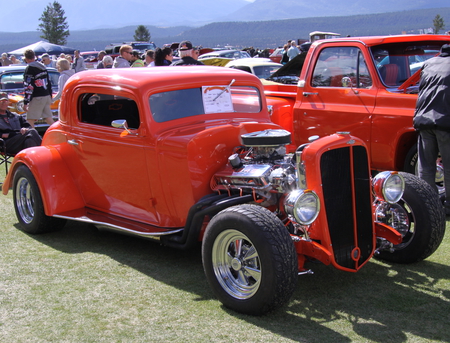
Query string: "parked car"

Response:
xmin=2 ymin=66 xmax=444 ymax=316
xmin=269 ymin=47 xmax=284 ymax=63
xmin=0 ymin=65 xmax=59 ymax=133
xmin=226 ymin=58 xmax=282 ymax=79
xmin=198 ymin=49 xmax=251 ymax=60
xmin=80 ymin=51 xmax=101 ymax=69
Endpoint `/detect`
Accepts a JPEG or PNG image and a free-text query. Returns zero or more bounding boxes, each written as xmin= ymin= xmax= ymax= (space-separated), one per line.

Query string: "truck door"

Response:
xmin=294 ymin=45 xmax=377 ymax=149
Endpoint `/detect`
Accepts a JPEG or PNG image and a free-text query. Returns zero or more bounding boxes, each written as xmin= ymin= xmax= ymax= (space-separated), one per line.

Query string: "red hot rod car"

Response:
xmin=2 ymin=66 xmax=445 ymax=315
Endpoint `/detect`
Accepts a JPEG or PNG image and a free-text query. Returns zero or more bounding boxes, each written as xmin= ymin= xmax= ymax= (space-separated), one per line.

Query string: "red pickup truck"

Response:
xmin=265 ymin=34 xmax=450 ymax=196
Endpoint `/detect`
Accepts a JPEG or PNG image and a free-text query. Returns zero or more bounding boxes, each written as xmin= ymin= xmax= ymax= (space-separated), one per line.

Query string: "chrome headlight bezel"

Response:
xmin=372 ymin=171 xmax=405 ymax=204
xmin=284 ymin=189 xmax=320 ymax=225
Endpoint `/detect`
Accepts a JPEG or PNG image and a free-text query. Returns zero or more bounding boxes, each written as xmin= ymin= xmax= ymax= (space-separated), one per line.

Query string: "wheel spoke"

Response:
xmin=243 ymin=245 xmax=258 ymax=261
xmin=243 ymin=266 xmax=261 ymax=281
xmin=234 ymin=239 xmax=242 ymax=257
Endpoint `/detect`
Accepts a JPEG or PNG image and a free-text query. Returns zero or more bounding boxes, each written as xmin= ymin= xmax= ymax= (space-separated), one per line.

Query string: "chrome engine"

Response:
xmin=211 ymin=129 xmax=297 ymax=198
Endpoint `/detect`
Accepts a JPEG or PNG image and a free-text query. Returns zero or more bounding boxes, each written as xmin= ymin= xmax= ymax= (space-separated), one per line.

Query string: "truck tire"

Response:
xmin=13 ymin=165 xmax=66 ymax=234
xmin=202 ymin=204 xmax=298 ymax=315
xmin=403 ymin=144 xmax=445 ymax=201
xmin=376 ymin=172 xmax=445 ymax=263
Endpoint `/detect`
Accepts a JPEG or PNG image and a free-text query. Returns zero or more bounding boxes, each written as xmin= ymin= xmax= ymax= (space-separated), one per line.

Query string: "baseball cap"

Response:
xmin=440 ymin=44 xmax=450 ymax=57
xmin=179 ymin=41 xmax=193 ymax=51
xmin=0 ymin=92 xmax=8 ymax=101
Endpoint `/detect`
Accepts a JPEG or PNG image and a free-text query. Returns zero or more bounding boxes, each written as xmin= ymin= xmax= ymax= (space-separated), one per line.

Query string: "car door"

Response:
xmin=294 ymin=44 xmax=377 ymax=150
xmin=63 ymin=90 xmax=159 ymax=224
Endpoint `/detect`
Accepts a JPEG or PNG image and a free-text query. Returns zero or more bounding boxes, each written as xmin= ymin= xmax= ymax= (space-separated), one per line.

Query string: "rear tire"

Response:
xmin=13 ymin=165 xmax=66 ymax=234
xmin=376 ymin=172 xmax=445 ymax=263
xmin=202 ymin=204 xmax=298 ymax=315
xmin=403 ymin=144 xmax=445 ymax=202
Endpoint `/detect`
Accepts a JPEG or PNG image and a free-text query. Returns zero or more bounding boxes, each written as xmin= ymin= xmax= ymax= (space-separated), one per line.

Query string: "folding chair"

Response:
xmin=0 ymin=138 xmax=13 ymax=183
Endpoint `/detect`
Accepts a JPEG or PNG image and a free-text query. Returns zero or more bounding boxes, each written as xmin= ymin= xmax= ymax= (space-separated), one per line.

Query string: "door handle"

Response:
xmin=68 ymin=139 xmax=80 ymax=146
xmin=302 ymin=92 xmax=318 ymax=97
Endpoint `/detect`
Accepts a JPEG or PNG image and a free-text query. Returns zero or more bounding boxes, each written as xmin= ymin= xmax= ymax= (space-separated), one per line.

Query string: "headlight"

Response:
xmin=284 ymin=189 xmax=320 ymax=225
xmin=372 ymin=171 xmax=405 ymax=204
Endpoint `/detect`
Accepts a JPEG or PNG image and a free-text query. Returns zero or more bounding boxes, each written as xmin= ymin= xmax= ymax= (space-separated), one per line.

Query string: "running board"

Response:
xmin=54 ymin=208 xmax=183 ymax=239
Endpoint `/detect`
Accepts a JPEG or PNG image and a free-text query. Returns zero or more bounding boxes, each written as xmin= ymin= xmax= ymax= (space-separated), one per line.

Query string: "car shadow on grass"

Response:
xmin=20 ymin=220 xmax=450 ymax=343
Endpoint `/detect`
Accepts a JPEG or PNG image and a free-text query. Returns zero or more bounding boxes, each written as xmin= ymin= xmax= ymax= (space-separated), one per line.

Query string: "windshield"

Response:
xmin=149 ymin=86 xmax=261 ymax=123
xmin=371 ymin=41 xmax=443 ymax=86
xmin=253 ymin=65 xmax=281 ymax=79
xmin=0 ymin=70 xmax=59 ymax=92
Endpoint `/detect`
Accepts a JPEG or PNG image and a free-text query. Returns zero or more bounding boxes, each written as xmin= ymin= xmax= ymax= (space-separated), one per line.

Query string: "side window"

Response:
xmin=150 ymin=88 xmax=204 ymax=122
xmin=79 ymin=93 xmax=140 ymax=129
xmin=312 ymin=47 xmax=372 ymax=88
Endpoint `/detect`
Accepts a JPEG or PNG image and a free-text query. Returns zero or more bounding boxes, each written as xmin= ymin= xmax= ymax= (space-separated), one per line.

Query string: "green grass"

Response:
xmin=1 ymin=167 xmax=450 ymax=343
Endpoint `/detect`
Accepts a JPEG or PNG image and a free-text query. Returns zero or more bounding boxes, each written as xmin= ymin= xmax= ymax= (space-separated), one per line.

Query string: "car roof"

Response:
xmin=226 ymin=58 xmax=282 ymax=67
xmin=65 ymin=66 xmax=262 ymax=94
xmin=199 ymin=49 xmax=245 ymax=58
xmin=311 ymin=34 xmax=450 ymax=48
xmin=0 ymin=65 xmax=58 ymax=74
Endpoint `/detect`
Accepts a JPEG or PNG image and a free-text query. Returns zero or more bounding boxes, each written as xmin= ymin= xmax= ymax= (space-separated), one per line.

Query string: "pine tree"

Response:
xmin=38 ymin=1 xmax=70 ymax=45
xmin=134 ymin=25 xmax=151 ymax=42
xmin=433 ymin=14 xmax=445 ymax=34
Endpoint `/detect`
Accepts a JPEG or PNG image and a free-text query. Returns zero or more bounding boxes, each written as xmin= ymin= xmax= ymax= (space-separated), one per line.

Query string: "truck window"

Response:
xmin=311 ymin=47 xmax=372 ymax=88
xmin=79 ymin=93 xmax=140 ymax=129
xmin=372 ymin=42 xmax=441 ymax=86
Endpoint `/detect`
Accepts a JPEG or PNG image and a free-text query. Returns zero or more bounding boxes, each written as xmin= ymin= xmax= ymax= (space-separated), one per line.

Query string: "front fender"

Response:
xmin=2 ymin=145 xmax=85 ymax=216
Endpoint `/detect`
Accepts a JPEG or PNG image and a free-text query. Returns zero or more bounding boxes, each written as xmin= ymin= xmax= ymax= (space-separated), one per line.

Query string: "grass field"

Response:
xmin=1 ymin=166 xmax=450 ymax=343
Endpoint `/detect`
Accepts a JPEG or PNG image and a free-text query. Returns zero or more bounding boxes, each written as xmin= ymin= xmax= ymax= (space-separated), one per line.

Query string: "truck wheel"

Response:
xmin=403 ymin=144 xmax=445 ymax=201
xmin=202 ymin=204 xmax=298 ymax=315
xmin=13 ymin=165 xmax=66 ymax=234
xmin=376 ymin=172 xmax=445 ymax=263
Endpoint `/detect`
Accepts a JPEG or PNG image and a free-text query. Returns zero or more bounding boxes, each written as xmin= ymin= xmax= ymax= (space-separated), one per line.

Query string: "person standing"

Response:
xmin=287 ymin=40 xmax=300 ymax=61
xmin=145 ymin=50 xmax=155 ymax=67
xmin=102 ymin=55 xmax=113 ymax=68
xmin=52 ymin=58 xmax=75 ymax=103
xmin=413 ymin=44 xmax=450 ymax=214
xmin=113 ymin=45 xmax=132 ymax=68
xmin=280 ymin=44 xmax=289 ymax=65
xmin=130 ymin=51 xmax=145 ymax=67
xmin=0 ymin=92 xmax=42 ymax=155
xmin=41 ymin=53 xmax=56 ymax=68
xmin=72 ymin=50 xmax=87 ymax=72
xmin=95 ymin=51 xmax=107 ymax=69
xmin=153 ymin=47 xmax=173 ymax=66
xmin=171 ymin=41 xmax=204 ymax=66
xmin=22 ymin=49 xmax=54 ymax=128
xmin=1 ymin=53 xmax=12 ymax=66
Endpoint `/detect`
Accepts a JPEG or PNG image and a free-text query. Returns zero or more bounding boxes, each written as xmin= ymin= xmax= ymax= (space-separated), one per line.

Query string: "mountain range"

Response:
xmin=1 ymin=0 xmax=449 ymax=32
xmin=1 ymin=1 xmax=449 ymax=54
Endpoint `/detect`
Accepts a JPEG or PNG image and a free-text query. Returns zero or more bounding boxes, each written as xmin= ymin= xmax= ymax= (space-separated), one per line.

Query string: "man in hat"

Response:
xmin=414 ymin=44 xmax=450 ymax=214
xmin=0 ymin=92 xmax=42 ymax=155
xmin=130 ymin=50 xmax=145 ymax=67
xmin=171 ymin=41 xmax=204 ymax=66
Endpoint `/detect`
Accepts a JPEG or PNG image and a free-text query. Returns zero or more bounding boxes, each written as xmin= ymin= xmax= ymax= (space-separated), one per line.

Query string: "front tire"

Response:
xmin=202 ymin=204 xmax=298 ymax=315
xmin=13 ymin=165 xmax=66 ymax=234
xmin=376 ymin=172 xmax=445 ymax=263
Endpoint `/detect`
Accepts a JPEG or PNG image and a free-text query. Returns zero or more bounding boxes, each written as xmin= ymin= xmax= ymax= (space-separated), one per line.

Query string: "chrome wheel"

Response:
xmin=212 ymin=229 xmax=261 ymax=300
xmin=15 ymin=176 xmax=35 ymax=224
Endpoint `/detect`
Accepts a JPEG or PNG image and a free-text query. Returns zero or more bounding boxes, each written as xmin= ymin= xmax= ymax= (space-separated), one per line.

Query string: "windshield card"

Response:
xmin=202 ymin=86 xmax=234 ymax=113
